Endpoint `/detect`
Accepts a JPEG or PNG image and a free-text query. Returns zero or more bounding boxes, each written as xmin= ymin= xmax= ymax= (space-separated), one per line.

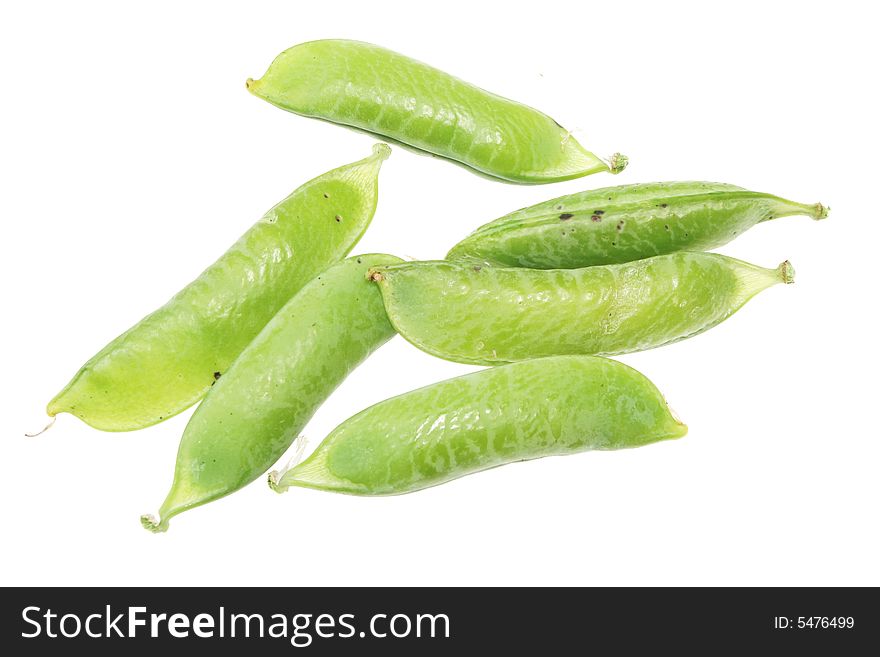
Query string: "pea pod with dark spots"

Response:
xmin=447 ymin=181 xmax=827 ymax=268
xmin=48 ymin=144 xmax=391 ymax=431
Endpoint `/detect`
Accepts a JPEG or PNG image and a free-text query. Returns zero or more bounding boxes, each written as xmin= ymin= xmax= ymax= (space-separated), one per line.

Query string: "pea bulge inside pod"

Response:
xmin=271 ymin=355 xmax=686 ymax=496
xmin=47 ymin=144 xmax=391 ymax=431
xmin=247 ymin=39 xmax=625 ymax=184
xmin=141 ymin=254 xmax=402 ymax=533
xmin=370 ymin=253 xmax=795 ymax=365
xmin=448 ymin=181 xmax=829 ymax=268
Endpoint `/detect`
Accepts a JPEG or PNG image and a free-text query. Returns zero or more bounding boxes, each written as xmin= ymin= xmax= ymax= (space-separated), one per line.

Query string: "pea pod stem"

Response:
xmin=777 ymin=260 xmax=796 ymax=285
xmin=267 ymin=470 xmax=285 ymax=493
xmin=764 ymin=201 xmax=828 ymax=222
xmin=268 ymin=435 xmax=310 ymax=492
xmin=140 ymin=515 xmax=163 ymax=532
xmin=606 ymin=153 xmax=629 ymax=175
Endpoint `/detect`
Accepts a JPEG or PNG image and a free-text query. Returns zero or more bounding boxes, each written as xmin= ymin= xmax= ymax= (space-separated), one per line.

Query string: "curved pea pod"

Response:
xmin=269 ymin=355 xmax=686 ymax=496
xmin=448 ymin=181 xmax=829 ymax=268
xmin=370 ymin=253 xmax=795 ymax=365
xmin=141 ymin=254 xmax=401 ymax=532
xmin=48 ymin=144 xmax=391 ymax=432
xmin=247 ymin=39 xmax=625 ymax=184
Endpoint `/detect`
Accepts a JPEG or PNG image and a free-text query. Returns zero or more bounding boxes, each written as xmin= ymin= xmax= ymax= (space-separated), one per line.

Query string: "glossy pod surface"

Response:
xmin=448 ymin=182 xmax=828 ymax=268
xmin=371 ymin=253 xmax=794 ymax=365
xmin=247 ymin=40 xmax=625 ymax=184
xmin=142 ymin=254 xmax=401 ymax=532
xmin=49 ymin=145 xmax=390 ymax=431
xmin=271 ymin=356 xmax=686 ymax=496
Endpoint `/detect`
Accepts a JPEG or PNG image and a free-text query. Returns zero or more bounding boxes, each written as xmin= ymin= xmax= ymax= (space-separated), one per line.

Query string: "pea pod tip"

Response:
xmin=24 ymin=415 xmax=56 ymax=438
xmin=668 ymin=404 xmax=686 ymax=429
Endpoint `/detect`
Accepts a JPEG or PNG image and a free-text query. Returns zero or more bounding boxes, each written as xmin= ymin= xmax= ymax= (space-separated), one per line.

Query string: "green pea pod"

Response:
xmin=48 ymin=144 xmax=391 ymax=432
xmin=448 ymin=181 xmax=828 ymax=268
xmin=370 ymin=253 xmax=794 ymax=365
xmin=247 ymin=39 xmax=625 ymax=184
xmin=142 ymin=254 xmax=401 ymax=532
xmin=270 ymin=355 xmax=686 ymax=496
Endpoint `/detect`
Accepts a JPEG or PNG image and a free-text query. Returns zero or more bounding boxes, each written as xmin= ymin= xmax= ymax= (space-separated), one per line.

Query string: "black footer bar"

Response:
xmin=2 ymin=587 xmax=875 ymax=653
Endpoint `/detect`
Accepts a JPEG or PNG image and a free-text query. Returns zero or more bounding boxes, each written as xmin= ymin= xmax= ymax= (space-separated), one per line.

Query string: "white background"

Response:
xmin=1 ymin=0 xmax=877 ymax=586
